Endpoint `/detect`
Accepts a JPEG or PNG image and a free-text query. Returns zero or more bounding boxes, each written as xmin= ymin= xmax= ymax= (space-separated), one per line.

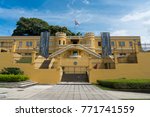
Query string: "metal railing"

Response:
xmin=140 ymin=43 xmax=150 ymax=52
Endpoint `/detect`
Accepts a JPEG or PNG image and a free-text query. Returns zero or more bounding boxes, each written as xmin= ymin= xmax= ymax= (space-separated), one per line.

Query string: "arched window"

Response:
xmin=63 ymin=41 xmax=65 ymax=45
xmin=59 ymin=40 xmax=61 ymax=45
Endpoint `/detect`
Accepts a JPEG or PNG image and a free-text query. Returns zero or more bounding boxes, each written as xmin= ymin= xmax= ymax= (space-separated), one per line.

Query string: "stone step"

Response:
xmin=58 ymin=82 xmax=91 ymax=85
xmin=18 ymin=82 xmax=38 ymax=88
xmin=39 ymin=60 xmax=51 ymax=69
xmin=0 ymin=80 xmax=38 ymax=88
xmin=61 ymin=73 xmax=89 ymax=82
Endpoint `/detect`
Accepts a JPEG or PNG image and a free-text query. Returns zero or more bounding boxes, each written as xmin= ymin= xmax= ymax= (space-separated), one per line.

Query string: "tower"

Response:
xmin=55 ymin=32 xmax=66 ymax=47
xmin=84 ymin=32 xmax=95 ymax=51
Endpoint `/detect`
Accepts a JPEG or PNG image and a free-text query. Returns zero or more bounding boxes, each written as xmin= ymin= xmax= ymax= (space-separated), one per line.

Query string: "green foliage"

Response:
xmin=12 ymin=17 xmax=81 ymax=36
xmin=0 ymin=75 xmax=29 ymax=82
xmin=49 ymin=25 xmax=76 ymax=36
xmin=12 ymin=17 xmax=49 ymax=36
xmin=0 ymin=67 xmax=24 ymax=75
xmin=16 ymin=57 xmax=32 ymax=63
xmin=97 ymin=79 xmax=150 ymax=89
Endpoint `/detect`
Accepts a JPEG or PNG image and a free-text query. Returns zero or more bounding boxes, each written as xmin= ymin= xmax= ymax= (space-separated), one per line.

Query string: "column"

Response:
xmin=32 ymin=51 xmax=36 ymax=64
xmin=114 ymin=48 xmax=118 ymax=64
xmin=12 ymin=42 xmax=17 ymax=53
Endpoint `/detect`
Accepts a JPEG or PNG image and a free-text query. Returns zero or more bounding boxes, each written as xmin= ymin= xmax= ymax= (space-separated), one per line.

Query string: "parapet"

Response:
xmin=55 ymin=32 xmax=66 ymax=37
xmin=84 ymin=32 xmax=95 ymax=37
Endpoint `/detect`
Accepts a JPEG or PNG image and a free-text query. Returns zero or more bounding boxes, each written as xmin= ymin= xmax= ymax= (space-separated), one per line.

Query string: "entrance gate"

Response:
xmin=61 ymin=66 xmax=89 ymax=82
xmin=63 ymin=66 xmax=87 ymax=74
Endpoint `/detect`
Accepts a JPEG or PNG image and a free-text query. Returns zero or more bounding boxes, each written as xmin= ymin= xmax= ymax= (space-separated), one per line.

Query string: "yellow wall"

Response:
xmin=0 ymin=53 xmax=60 ymax=84
xmin=89 ymin=52 xmax=150 ymax=83
xmin=1 ymin=52 xmax=150 ymax=84
xmin=18 ymin=65 xmax=60 ymax=84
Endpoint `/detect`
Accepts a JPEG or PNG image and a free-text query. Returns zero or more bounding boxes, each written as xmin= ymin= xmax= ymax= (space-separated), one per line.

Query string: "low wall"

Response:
xmin=16 ymin=64 xmax=60 ymax=84
xmin=89 ymin=53 xmax=150 ymax=83
xmin=1 ymin=52 xmax=150 ymax=84
xmin=0 ymin=53 xmax=60 ymax=84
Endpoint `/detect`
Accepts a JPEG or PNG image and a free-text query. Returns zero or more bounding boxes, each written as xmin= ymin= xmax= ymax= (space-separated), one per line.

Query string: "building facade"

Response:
xmin=0 ymin=32 xmax=141 ymax=56
xmin=0 ymin=32 xmax=146 ymax=84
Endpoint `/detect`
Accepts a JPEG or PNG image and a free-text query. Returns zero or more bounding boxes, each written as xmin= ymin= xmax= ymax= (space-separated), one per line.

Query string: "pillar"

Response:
xmin=32 ymin=51 xmax=36 ymax=64
xmin=88 ymin=57 xmax=92 ymax=70
xmin=114 ymin=48 xmax=118 ymax=64
xmin=135 ymin=43 xmax=139 ymax=54
xmin=133 ymin=40 xmax=139 ymax=54
xmin=12 ymin=42 xmax=17 ymax=53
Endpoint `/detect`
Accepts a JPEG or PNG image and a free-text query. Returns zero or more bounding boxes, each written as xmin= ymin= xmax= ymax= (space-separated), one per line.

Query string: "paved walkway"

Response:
xmin=29 ymin=85 xmax=117 ymax=100
xmin=0 ymin=84 xmax=150 ymax=100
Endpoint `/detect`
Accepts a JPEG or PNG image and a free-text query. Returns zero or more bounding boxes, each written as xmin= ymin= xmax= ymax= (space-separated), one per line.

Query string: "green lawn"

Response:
xmin=97 ymin=78 xmax=150 ymax=92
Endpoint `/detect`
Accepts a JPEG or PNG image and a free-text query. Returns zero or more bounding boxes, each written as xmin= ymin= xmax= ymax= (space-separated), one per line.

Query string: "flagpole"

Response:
xmin=74 ymin=19 xmax=79 ymax=35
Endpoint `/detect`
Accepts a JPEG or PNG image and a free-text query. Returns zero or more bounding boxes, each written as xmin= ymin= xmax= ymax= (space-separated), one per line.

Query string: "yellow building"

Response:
xmin=0 ymin=32 xmax=150 ymax=84
xmin=0 ymin=32 xmax=141 ymax=56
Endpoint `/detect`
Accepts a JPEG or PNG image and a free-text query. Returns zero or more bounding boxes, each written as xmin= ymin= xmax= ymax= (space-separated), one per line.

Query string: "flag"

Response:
xmin=74 ymin=19 xmax=80 ymax=25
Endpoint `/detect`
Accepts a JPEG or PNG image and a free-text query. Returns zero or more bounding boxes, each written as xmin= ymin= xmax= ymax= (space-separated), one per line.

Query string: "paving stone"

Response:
xmin=1 ymin=84 xmax=150 ymax=100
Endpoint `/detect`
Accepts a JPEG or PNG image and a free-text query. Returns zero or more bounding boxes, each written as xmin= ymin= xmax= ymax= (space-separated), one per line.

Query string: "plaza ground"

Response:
xmin=0 ymin=84 xmax=150 ymax=100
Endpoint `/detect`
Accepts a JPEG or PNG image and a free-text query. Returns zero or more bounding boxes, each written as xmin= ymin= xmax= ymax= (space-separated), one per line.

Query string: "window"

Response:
xmin=73 ymin=51 xmax=78 ymax=56
xmin=138 ymin=42 xmax=141 ymax=46
xmin=111 ymin=41 xmax=115 ymax=46
xmin=25 ymin=53 xmax=31 ymax=55
xmin=63 ymin=41 xmax=65 ymax=45
xmin=37 ymin=41 xmax=40 ymax=47
xmin=129 ymin=41 xmax=133 ymax=46
xmin=119 ymin=41 xmax=125 ymax=46
xmin=119 ymin=53 xmax=126 ymax=56
xmin=26 ymin=41 xmax=32 ymax=47
xmin=98 ymin=41 xmax=101 ymax=46
xmin=19 ymin=41 xmax=22 ymax=47
xmin=59 ymin=40 xmax=61 ymax=45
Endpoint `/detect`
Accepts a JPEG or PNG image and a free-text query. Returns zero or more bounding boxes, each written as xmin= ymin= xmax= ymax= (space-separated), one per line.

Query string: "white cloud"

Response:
xmin=111 ymin=30 xmax=129 ymax=36
xmin=121 ymin=10 xmax=150 ymax=22
xmin=111 ymin=9 xmax=150 ymax=43
xmin=1 ymin=2 xmax=150 ymax=43
xmin=82 ymin=0 xmax=90 ymax=5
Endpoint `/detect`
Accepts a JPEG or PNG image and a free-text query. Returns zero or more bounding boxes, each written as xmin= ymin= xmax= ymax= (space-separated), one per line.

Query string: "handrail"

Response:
xmin=48 ymin=44 xmax=101 ymax=58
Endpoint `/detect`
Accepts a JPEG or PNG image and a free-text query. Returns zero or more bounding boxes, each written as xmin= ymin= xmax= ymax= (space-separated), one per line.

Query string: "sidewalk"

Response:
xmin=0 ymin=85 xmax=150 ymax=100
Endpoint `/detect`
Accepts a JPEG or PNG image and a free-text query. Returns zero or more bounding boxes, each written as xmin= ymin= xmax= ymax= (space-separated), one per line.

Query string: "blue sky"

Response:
xmin=0 ymin=0 xmax=150 ymax=42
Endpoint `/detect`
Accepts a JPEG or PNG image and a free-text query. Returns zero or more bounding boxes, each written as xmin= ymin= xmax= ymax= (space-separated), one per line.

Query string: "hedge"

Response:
xmin=16 ymin=57 xmax=32 ymax=63
xmin=0 ymin=74 xmax=29 ymax=82
xmin=0 ymin=67 xmax=24 ymax=75
xmin=97 ymin=79 xmax=150 ymax=89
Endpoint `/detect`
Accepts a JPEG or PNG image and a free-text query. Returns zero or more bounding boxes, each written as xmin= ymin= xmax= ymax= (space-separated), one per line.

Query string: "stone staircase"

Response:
xmin=39 ymin=60 xmax=51 ymax=69
xmin=61 ymin=73 xmax=89 ymax=82
xmin=34 ymin=56 xmax=52 ymax=69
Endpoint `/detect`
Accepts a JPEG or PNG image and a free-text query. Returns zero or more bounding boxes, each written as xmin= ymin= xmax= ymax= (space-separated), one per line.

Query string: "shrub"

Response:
xmin=0 ymin=67 xmax=24 ymax=75
xmin=16 ymin=57 xmax=32 ymax=63
xmin=0 ymin=74 xmax=29 ymax=82
xmin=97 ymin=79 xmax=150 ymax=89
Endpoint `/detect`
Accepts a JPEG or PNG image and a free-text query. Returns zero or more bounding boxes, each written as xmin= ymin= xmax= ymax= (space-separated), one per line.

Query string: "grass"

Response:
xmin=97 ymin=78 xmax=150 ymax=93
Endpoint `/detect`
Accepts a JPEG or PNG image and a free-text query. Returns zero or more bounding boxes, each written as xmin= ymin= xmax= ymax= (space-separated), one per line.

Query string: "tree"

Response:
xmin=12 ymin=17 xmax=49 ymax=36
xmin=48 ymin=25 xmax=76 ymax=36
xmin=12 ymin=17 xmax=82 ymax=36
xmin=76 ymin=32 xmax=82 ymax=36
